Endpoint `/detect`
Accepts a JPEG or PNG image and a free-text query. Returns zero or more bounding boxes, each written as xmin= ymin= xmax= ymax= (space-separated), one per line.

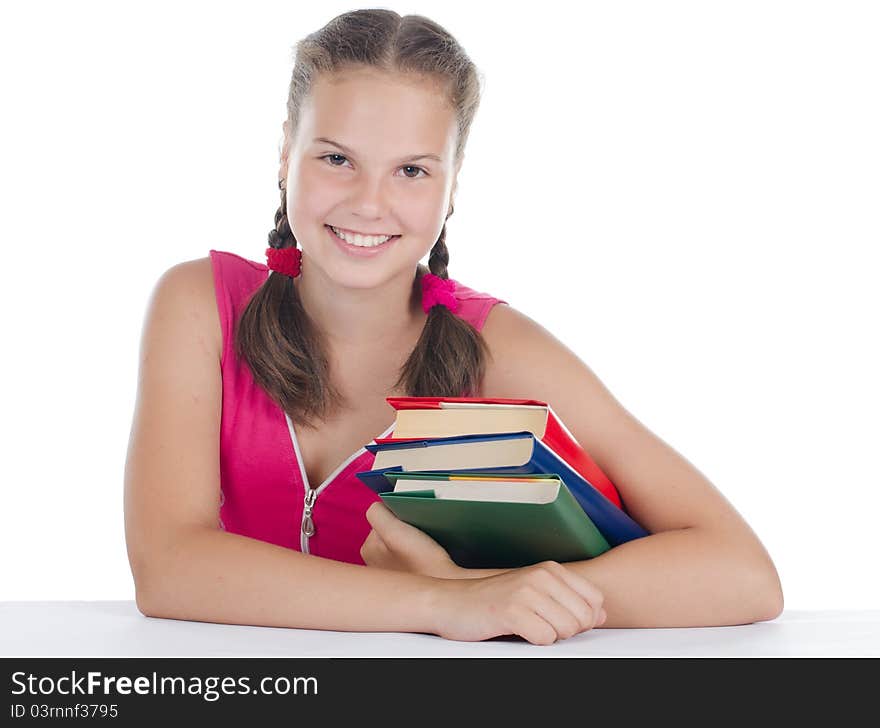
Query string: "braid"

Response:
xmin=236 ymin=178 xmax=345 ymax=426
xmin=401 ymin=199 xmax=489 ymax=397
xmin=268 ymin=180 xmax=297 ymax=250
xmin=427 ymin=203 xmax=453 ymax=279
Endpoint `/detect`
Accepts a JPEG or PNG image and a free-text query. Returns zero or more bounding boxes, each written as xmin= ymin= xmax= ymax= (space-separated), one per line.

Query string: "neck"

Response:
xmin=292 ymin=264 xmax=428 ymax=355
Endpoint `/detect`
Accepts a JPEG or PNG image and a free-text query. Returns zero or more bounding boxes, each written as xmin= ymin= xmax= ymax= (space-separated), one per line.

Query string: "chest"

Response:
xmin=288 ymin=320 xmax=506 ymax=489
xmin=292 ymin=404 xmax=397 ymax=490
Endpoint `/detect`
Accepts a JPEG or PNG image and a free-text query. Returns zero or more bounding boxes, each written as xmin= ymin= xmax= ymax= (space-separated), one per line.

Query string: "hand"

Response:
xmin=428 ymin=560 xmax=607 ymax=645
xmin=360 ymin=501 xmax=463 ymax=579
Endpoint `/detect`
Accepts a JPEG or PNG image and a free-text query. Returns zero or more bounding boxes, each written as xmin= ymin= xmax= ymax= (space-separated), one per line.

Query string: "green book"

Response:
xmin=379 ymin=473 xmax=611 ymax=569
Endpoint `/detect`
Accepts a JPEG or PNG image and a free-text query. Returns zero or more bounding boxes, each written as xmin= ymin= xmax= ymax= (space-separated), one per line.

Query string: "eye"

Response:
xmin=400 ymin=165 xmax=428 ymax=179
xmin=321 ymin=153 xmax=351 ymax=168
xmin=319 ymin=154 xmax=428 ymax=179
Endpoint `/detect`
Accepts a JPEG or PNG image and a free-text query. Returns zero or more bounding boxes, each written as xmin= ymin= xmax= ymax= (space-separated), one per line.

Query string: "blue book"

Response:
xmin=361 ymin=431 xmax=649 ymax=547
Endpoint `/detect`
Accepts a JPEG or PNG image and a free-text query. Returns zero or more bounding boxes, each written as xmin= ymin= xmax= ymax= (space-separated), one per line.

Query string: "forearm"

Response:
xmin=138 ymin=526 xmax=442 ymax=633
xmin=560 ymin=527 xmax=784 ymax=628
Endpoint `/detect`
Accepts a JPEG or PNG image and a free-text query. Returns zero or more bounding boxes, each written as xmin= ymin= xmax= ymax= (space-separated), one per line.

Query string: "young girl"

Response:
xmin=123 ymin=9 xmax=783 ymax=646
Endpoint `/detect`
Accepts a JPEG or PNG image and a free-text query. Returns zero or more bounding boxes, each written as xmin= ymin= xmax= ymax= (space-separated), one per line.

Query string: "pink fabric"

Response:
xmin=209 ymin=249 xmax=508 ymax=565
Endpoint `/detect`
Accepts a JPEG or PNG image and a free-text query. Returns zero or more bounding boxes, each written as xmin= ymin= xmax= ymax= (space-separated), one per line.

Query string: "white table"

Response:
xmin=1 ymin=601 xmax=878 ymax=657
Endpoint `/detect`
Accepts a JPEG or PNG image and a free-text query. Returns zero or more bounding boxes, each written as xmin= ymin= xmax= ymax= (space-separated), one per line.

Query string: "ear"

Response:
xmin=279 ymin=120 xmax=292 ymax=180
xmin=448 ymin=161 xmax=463 ymax=214
xmin=446 ymin=194 xmax=456 ymax=220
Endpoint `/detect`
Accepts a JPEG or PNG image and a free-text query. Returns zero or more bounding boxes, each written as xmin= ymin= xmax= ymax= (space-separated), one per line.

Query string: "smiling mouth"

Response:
xmin=325 ymin=225 xmax=401 ymax=247
xmin=328 ymin=224 xmax=400 ymax=238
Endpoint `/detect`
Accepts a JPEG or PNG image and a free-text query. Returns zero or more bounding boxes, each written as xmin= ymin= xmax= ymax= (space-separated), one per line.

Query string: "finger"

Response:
xmin=542 ymin=587 xmax=598 ymax=634
xmin=362 ymin=529 xmax=382 ymax=549
xmin=366 ymin=501 xmax=395 ymax=524
xmin=360 ymin=529 xmax=388 ymax=563
xmin=541 ymin=562 xmax=604 ymax=611
xmin=528 ymin=590 xmax=585 ymax=641
xmin=538 ymin=562 xmax=605 ymax=629
xmin=365 ymin=501 xmax=384 ymax=526
xmin=366 ymin=501 xmax=413 ymax=546
xmin=365 ymin=501 xmax=400 ymax=536
xmin=543 ymin=577 xmax=603 ymax=632
xmin=507 ymin=604 xmax=559 ymax=646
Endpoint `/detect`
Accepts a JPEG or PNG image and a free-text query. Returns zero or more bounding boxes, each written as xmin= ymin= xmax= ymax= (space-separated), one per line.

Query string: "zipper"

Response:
xmin=301 ymin=487 xmax=316 ymax=549
xmin=297 ymin=473 xmax=347 ymax=554
xmin=286 ymin=412 xmax=397 ymax=555
xmin=298 ymin=466 xmax=356 ymax=554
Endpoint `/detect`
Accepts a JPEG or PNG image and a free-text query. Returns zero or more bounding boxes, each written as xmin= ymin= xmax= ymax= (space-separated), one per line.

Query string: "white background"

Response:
xmin=1 ymin=0 xmax=877 ymax=609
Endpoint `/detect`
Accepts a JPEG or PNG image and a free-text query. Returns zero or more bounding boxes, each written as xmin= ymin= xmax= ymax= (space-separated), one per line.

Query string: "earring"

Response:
xmin=279 ymin=178 xmax=286 ymax=191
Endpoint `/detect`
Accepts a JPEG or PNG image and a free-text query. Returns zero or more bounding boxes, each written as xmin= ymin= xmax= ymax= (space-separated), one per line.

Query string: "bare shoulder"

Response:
xmin=150 ymin=256 xmax=222 ymax=365
xmin=480 ymin=302 xmax=585 ymax=400
xmin=479 ymin=302 xmax=617 ymax=426
xmin=479 ymin=301 xmax=753 ymax=538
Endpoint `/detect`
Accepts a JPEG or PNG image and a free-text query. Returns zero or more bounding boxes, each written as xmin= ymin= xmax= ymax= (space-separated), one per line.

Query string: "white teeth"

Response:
xmin=330 ymin=226 xmax=394 ymax=247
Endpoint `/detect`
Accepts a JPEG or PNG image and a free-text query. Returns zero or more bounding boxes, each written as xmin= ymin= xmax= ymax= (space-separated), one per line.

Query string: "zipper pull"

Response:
xmin=302 ymin=487 xmax=316 ymax=538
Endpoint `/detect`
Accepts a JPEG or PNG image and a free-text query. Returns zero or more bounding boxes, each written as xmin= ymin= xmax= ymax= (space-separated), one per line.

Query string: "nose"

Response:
xmin=348 ymin=170 xmax=392 ymax=220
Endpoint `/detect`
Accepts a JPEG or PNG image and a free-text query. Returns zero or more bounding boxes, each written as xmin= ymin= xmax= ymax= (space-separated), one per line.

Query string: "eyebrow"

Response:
xmin=313 ymin=137 xmax=443 ymax=163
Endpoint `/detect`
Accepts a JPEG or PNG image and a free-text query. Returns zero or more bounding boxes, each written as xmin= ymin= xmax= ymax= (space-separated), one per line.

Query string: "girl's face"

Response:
xmin=283 ymin=68 xmax=461 ymax=290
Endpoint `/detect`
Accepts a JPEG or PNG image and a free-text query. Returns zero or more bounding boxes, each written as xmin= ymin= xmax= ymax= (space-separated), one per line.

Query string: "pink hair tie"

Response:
xmin=265 ymin=246 xmax=302 ymax=278
xmin=421 ymin=272 xmax=459 ymax=314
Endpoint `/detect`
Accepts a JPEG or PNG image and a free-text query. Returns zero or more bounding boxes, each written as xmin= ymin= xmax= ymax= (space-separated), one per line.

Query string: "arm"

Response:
xmin=477 ymin=304 xmax=785 ymax=628
xmin=123 ymin=260 xmax=604 ymax=644
xmin=124 ymin=258 xmax=440 ymax=632
xmin=138 ymin=526 xmax=444 ymax=632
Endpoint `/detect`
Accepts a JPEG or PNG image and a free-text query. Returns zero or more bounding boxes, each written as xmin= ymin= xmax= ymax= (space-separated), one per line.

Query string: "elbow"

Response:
xmin=132 ymin=559 xmax=191 ymax=620
xmin=133 ymin=567 xmax=165 ymax=618
xmin=134 ymin=575 xmax=181 ymax=620
xmin=128 ymin=550 xmax=157 ymax=617
xmin=756 ymin=572 xmax=785 ymax=623
xmin=754 ymin=542 xmax=785 ymax=623
xmin=128 ymin=547 xmax=164 ymax=618
xmin=709 ymin=526 xmax=785 ymax=624
xmin=131 ymin=554 xmax=175 ymax=619
xmin=127 ymin=527 xmax=205 ymax=619
xmin=742 ymin=557 xmax=785 ymax=624
xmin=701 ymin=527 xmax=785 ymax=625
xmin=135 ymin=585 xmax=159 ymax=618
xmin=129 ymin=526 xmax=216 ymax=620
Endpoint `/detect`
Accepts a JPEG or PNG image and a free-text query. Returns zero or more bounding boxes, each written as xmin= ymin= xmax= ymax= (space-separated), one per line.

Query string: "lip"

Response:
xmin=330 ymin=224 xmax=398 ymax=237
xmin=326 ymin=225 xmax=400 ymax=258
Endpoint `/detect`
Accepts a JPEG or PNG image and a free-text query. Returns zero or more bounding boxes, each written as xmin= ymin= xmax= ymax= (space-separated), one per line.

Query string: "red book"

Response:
xmin=374 ymin=396 xmax=622 ymax=509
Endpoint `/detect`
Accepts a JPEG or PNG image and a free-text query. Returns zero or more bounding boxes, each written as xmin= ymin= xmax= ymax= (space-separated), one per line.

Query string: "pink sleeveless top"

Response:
xmin=209 ymin=249 xmax=508 ymax=565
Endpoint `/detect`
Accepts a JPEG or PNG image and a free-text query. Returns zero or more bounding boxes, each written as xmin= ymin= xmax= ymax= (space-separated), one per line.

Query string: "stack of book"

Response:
xmin=356 ymin=396 xmax=650 ymax=569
